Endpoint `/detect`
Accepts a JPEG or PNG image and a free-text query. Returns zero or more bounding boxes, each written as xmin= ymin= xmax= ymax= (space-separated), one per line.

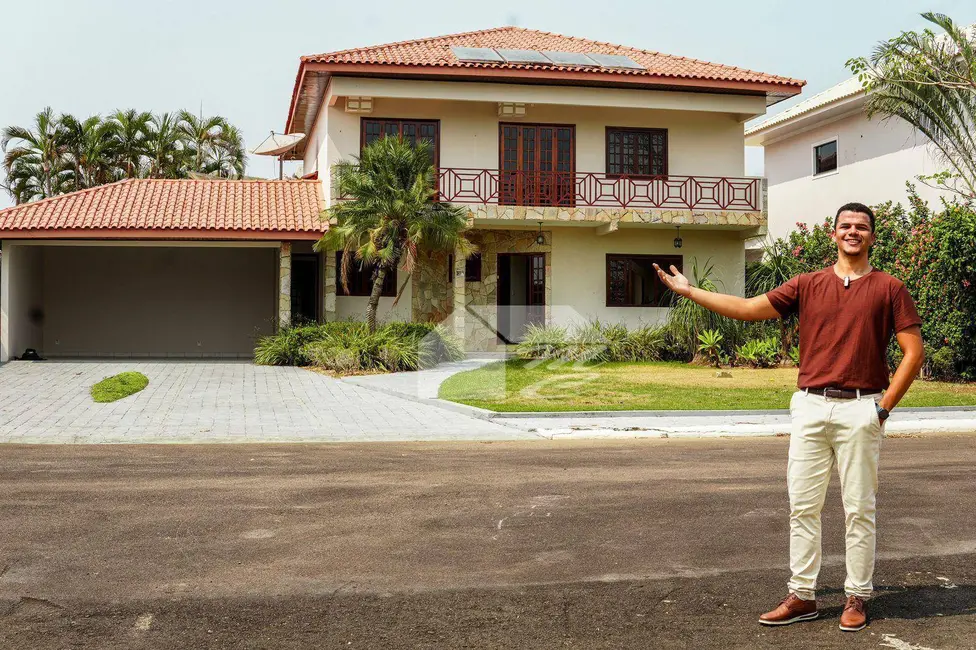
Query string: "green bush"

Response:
xmin=697 ymin=329 xmax=724 ymax=368
xmin=515 ymin=324 xmax=569 ymax=360
xmin=515 ymin=321 xmax=665 ymax=363
xmin=736 ymin=338 xmax=780 ymax=368
xmin=255 ymin=321 xmax=464 ymax=373
xmin=91 ymin=371 xmax=149 ymax=403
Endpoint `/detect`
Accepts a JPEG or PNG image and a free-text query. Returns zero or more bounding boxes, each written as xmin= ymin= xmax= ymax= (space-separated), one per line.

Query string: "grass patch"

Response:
xmin=91 ymin=372 xmax=149 ymax=403
xmin=439 ymin=360 xmax=976 ymax=412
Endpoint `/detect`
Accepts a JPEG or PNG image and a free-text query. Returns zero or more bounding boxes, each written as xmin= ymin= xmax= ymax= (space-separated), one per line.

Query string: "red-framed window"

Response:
xmin=606 ymin=127 xmax=668 ymax=177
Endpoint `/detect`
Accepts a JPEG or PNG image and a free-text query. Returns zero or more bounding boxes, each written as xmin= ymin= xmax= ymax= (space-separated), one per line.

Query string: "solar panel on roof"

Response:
xmin=495 ymin=49 xmax=553 ymax=65
xmin=542 ymin=51 xmax=599 ymax=67
xmin=450 ymin=47 xmax=504 ymax=63
xmin=587 ymin=53 xmax=644 ymax=69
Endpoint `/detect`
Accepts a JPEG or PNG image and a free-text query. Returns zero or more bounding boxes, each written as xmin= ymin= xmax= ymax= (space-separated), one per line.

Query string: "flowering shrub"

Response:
xmin=779 ymin=188 xmax=976 ymax=380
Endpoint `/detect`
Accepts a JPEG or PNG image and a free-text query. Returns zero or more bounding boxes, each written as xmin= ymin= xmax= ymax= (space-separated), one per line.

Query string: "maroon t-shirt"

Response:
xmin=765 ymin=268 xmax=922 ymax=390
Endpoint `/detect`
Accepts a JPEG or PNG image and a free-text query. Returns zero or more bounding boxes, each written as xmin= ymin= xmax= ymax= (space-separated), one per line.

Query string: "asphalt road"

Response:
xmin=1 ymin=435 xmax=974 ymax=649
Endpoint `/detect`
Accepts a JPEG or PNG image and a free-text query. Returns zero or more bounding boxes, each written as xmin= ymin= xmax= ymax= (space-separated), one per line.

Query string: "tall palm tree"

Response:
xmin=1 ymin=107 xmax=70 ymax=203
xmin=848 ymin=12 xmax=976 ymax=199
xmin=61 ymin=114 xmax=120 ymax=190
xmin=206 ymin=123 xmax=246 ymax=178
xmin=145 ymin=112 xmax=187 ymax=179
xmin=178 ymin=110 xmax=227 ymax=174
xmin=317 ymin=136 xmax=474 ymax=332
xmin=110 ymin=109 xmax=152 ymax=178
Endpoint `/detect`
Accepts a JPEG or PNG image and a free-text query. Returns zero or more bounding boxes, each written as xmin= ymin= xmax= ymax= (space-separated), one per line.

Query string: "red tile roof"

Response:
xmin=302 ymin=26 xmax=803 ymax=88
xmin=0 ymin=178 xmax=326 ymax=240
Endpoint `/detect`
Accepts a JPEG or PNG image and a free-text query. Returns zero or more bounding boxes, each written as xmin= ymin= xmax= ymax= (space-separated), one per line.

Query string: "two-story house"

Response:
xmin=0 ymin=27 xmax=803 ymax=361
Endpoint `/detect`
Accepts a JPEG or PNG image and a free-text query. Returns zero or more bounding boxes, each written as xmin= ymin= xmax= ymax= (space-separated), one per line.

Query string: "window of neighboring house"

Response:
xmin=606 ymin=127 xmax=668 ymax=177
xmin=447 ymin=253 xmax=483 ymax=283
xmin=361 ymin=118 xmax=440 ymax=168
xmin=335 ymin=251 xmax=396 ymax=297
xmin=606 ymin=254 xmax=682 ymax=307
xmin=814 ymin=139 xmax=838 ymax=175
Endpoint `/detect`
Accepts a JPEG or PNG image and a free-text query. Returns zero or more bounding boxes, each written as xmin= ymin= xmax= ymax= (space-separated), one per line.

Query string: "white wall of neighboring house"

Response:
xmin=750 ymin=78 xmax=956 ymax=241
xmin=0 ymin=243 xmax=44 ymax=361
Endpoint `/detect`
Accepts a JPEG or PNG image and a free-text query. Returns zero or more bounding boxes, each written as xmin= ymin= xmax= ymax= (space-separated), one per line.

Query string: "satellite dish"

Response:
xmin=251 ymin=132 xmax=306 ymax=156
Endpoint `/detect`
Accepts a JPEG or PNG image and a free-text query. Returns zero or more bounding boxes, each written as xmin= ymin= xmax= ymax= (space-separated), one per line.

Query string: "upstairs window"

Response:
xmin=606 ymin=127 xmax=668 ymax=177
xmin=361 ymin=118 xmax=440 ymax=168
xmin=814 ymin=139 xmax=837 ymax=175
xmin=606 ymin=254 xmax=681 ymax=307
xmin=335 ymin=251 xmax=396 ymax=297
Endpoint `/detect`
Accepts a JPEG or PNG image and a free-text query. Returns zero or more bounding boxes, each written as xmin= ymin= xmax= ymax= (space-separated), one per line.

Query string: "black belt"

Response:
xmin=803 ymin=387 xmax=883 ymax=399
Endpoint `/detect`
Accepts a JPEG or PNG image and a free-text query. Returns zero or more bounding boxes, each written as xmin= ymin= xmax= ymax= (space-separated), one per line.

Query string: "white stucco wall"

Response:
xmin=764 ymin=113 xmax=954 ymax=240
xmin=38 ymin=245 xmax=276 ymax=357
xmin=0 ymin=243 xmax=44 ymax=361
xmin=549 ymin=227 xmax=745 ymax=329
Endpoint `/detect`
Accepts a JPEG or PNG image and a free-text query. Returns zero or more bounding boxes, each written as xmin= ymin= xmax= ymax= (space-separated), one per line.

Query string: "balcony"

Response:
xmin=333 ymin=167 xmax=766 ymax=229
xmin=436 ymin=169 xmax=763 ymax=212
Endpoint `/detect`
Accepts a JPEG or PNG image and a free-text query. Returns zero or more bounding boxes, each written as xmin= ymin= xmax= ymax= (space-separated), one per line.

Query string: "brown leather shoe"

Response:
xmin=758 ymin=593 xmax=819 ymax=626
xmin=839 ymin=595 xmax=868 ymax=631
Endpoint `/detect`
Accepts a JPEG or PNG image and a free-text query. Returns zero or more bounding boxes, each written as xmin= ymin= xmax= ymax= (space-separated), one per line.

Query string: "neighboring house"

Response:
xmin=0 ymin=27 xmax=803 ymax=361
xmin=745 ymin=76 xmax=954 ymax=241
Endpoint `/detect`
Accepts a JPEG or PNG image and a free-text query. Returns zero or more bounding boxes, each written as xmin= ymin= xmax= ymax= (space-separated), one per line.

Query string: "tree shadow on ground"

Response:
xmin=815 ymin=584 xmax=976 ymax=620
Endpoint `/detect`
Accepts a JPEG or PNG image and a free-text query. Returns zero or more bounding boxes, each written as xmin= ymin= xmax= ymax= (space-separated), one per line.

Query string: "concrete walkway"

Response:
xmin=0 ymin=361 xmax=532 ymax=443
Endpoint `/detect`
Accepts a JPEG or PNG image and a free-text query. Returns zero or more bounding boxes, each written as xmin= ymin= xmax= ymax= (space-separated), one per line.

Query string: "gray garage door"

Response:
xmin=37 ymin=245 xmax=277 ymax=357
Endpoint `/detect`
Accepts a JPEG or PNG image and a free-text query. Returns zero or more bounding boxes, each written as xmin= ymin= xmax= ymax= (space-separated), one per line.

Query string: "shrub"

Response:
xmin=91 ymin=371 xmax=149 ymax=403
xmin=515 ymin=324 xmax=569 ymax=360
xmin=736 ymin=338 xmax=780 ymax=368
xmin=697 ymin=329 xmax=724 ymax=368
xmin=789 ymin=345 xmax=801 ymax=366
xmin=623 ymin=325 xmax=666 ymax=361
xmin=256 ymin=320 xmax=464 ymax=373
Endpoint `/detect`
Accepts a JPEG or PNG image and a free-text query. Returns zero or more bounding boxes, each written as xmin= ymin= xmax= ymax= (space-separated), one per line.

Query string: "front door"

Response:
xmin=497 ymin=253 xmax=546 ymax=343
xmin=291 ymin=254 xmax=320 ymax=324
xmin=499 ymin=123 xmax=575 ymax=207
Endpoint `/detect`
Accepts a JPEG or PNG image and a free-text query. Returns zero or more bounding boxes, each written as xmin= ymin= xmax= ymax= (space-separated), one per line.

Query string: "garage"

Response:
xmin=0 ymin=178 xmax=326 ymax=361
xmin=5 ymin=244 xmax=277 ymax=358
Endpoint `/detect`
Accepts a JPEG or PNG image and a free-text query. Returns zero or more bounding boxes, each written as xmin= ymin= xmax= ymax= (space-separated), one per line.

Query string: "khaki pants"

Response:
xmin=787 ymin=390 xmax=884 ymax=601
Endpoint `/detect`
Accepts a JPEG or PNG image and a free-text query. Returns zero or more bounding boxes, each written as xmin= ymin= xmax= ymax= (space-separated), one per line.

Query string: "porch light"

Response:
xmin=498 ymin=102 xmax=526 ymax=117
xmin=536 ymin=222 xmax=545 ymax=245
xmin=673 ymin=226 xmax=683 ymax=249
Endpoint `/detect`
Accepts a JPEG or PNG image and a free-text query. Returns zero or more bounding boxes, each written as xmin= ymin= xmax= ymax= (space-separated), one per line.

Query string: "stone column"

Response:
xmin=452 ymin=245 xmax=466 ymax=345
xmin=278 ymin=242 xmax=292 ymax=330
xmin=323 ymin=247 xmax=337 ymax=323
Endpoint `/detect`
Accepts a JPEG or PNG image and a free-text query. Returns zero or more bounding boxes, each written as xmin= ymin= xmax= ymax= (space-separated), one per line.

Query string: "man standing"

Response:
xmin=654 ymin=203 xmax=924 ymax=632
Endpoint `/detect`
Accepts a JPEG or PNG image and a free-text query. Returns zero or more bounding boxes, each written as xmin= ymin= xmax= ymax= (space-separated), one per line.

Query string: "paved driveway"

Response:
xmin=0 ymin=361 xmax=531 ymax=443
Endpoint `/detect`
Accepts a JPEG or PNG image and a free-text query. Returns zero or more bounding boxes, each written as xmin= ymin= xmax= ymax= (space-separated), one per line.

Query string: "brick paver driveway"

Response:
xmin=0 ymin=361 xmax=530 ymax=443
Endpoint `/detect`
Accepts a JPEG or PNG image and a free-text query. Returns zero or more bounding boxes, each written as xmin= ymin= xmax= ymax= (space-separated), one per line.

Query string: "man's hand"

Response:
xmin=653 ymin=263 xmax=692 ymax=297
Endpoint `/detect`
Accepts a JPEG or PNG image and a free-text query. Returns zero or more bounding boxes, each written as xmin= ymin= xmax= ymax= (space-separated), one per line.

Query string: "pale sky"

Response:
xmin=2 ymin=0 xmax=974 ymax=209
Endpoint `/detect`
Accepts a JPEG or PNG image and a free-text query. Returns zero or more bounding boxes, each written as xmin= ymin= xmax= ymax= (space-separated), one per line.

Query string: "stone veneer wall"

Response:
xmin=466 ymin=204 xmax=763 ymax=228
xmin=407 ymin=229 xmax=553 ymax=351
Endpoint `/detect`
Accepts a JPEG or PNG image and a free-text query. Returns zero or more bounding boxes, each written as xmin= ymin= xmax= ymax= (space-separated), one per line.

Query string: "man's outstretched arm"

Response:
xmin=653 ymin=263 xmax=782 ymax=322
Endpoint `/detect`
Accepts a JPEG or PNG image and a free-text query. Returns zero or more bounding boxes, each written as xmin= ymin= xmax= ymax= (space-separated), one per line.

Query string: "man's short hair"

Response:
xmin=834 ymin=202 xmax=875 ymax=232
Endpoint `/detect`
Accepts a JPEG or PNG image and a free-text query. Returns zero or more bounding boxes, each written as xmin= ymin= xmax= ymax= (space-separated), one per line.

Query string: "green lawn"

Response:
xmin=439 ymin=360 xmax=976 ymax=412
xmin=91 ymin=372 xmax=149 ymax=403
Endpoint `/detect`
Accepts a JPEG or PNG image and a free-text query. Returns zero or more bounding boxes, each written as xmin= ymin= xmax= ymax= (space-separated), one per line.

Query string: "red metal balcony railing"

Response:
xmin=334 ymin=168 xmax=763 ymax=212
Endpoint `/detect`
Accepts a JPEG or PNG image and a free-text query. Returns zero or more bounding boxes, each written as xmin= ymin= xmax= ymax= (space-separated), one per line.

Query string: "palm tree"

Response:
xmin=110 ymin=109 xmax=152 ymax=178
xmin=848 ymin=12 xmax=976 ymax=199
xmin=61 ymin=114 xmax=120 ymax=190
xmin=178 ymin=110 xmax=227 ymax=174
xmin=317 ymin=136 xmax=474 ymax=332
xmin=206 ymin=123 xmax=246 ymax=178
xmin=145 ymin=112 xmax=187 ymax=179
xmin=2 ymin=107 xmax=70 ymax=203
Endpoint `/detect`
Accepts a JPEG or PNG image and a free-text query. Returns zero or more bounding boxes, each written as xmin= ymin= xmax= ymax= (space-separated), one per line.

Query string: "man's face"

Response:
xmin=831 ymin=210 xmax=875 ymax=257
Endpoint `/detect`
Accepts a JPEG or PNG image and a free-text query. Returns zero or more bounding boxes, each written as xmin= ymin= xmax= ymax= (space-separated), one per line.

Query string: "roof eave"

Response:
xmin=745 ymin=91 xmax=865 ymax=145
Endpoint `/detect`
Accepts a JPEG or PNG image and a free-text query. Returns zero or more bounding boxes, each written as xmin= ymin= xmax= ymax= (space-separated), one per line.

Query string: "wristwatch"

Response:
xmin=876 ymin=404 xmax=890 ymax=422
